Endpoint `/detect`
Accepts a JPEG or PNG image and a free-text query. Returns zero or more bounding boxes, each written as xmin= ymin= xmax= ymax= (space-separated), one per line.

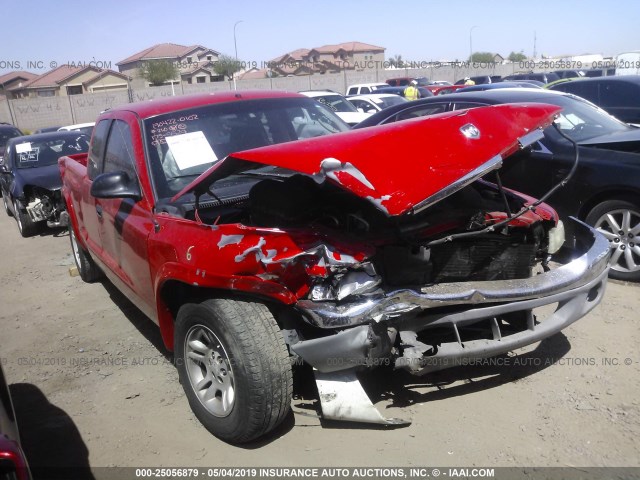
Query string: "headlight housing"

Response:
xmin=309 ymin=262 xmax=381 ymax=301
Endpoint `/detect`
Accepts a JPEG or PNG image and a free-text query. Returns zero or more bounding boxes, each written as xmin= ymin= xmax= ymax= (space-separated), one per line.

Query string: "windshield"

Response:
xmin=14 ymin=134 xmax=89 ymax=169
xmin=550 ymin=94 xmax=632 ymax=141
xmin=144 ymin=97 xmax=350 ymax=199
xmin=313 ymin=95 xmax=358 ymax=113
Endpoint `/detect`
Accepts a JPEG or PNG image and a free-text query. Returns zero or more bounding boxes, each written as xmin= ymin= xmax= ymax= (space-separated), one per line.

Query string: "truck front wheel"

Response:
xmin=14 ymin=199 xmax=37 ymax=237
xmin=175 ymin=298 xmax=293 ymax=443
xmin=69 ymin=227 xmax=103 ymax=282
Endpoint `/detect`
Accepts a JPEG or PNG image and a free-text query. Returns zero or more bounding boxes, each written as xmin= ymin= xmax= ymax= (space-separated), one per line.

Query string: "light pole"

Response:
xmin=469 ymin=25 xmax=478 ymax=63
xmin=233 ymin=20 xmax=243 ymax=90
xmin=234 ymin=20 xmax=243 ymax=60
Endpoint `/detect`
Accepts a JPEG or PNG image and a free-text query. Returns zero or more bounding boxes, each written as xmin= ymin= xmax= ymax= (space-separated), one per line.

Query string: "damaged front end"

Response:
xmin=172 ymin=103 xmax=610 ymax=425
xmin=22 ymin=186 xmax=68 ymax=227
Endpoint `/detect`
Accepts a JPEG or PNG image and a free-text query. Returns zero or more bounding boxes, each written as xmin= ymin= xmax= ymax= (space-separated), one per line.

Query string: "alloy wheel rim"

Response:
xmin=594 ymin=208 xmax=640 ymax=273
xmin=184 ymin=324 xmax=236 ymax=417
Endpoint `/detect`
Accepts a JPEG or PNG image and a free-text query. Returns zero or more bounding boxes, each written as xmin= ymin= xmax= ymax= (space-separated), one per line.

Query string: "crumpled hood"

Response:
xmin=13 ymin=164 xmax=62 ymax=195
xmin=173 ymin=103 xmax=561 ymax=216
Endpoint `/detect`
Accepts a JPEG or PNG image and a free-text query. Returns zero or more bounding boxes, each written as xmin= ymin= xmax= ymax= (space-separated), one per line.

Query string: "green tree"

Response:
xmin=469 ymin=52 xmax=497 ymax=63
xmin=389 ymin=54 xmax=404 ymax=68
xmin=508 ymin=51 xmax=527 ymax=62
xmin=213 ymin=54 xmax=243 ymax=80
xmin=139 ymin=60 xmax=179 ymax=86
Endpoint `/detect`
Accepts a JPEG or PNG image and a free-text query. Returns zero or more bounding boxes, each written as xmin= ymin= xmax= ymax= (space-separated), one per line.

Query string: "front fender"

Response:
xmin=154 ymin=262 xmax=298 ymax=350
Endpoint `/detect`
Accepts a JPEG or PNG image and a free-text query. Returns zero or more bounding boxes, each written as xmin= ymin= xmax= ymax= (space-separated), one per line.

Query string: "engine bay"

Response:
xmin=167 ymin=172 xmax=556 ymax=288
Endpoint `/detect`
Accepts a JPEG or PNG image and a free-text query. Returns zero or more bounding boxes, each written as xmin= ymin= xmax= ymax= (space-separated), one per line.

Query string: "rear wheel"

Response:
xmin=175 ymin=298 xmax=292 ymax=443
xmin=2 ymin=192 xmax=12 ymax=217
xmin=14 ymin=199 xmax=38 ymax=237
xmin=586 ymin=199 xmax=640 ymax=281
xmin=69 ymin=227 xmax=102 ymax=282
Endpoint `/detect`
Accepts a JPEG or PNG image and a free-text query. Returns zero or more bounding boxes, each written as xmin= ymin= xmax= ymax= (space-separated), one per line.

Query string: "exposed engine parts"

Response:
xmin=23 ymin=187 xmax=66 ymax=227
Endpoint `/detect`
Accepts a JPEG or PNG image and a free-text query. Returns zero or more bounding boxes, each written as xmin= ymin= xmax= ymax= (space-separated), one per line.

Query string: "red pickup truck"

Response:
xmin=59 ymin=91 xmax=610 ymax=443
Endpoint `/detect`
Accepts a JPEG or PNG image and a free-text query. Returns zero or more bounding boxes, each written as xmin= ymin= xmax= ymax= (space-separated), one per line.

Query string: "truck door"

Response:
xmin=97 ymin=117 xmax=156 ymax=320
xmin=81 ymin=118 xmax=111 ymax=258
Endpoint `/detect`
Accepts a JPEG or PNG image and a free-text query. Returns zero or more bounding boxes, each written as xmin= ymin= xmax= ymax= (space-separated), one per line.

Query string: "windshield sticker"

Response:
xmin=150 ymin=114 xmax=199 ymax=146
xmin=15 ymin=142 xmax=32 ymax=154
xmin=18 ymin=147 xmax=39 ymax=163
xmin=165 ymin=131 xmax=217 ymax=170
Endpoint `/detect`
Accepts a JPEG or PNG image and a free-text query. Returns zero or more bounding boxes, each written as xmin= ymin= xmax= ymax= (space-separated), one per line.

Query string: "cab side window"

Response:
xmin=87 ymin=119 xmax=111 ymax=180
xmin=387 ymin=103 xmax=449 ymax=123
xmin=103 ymin=120 xmax=137 ymax=180
xmin=452 ymin=102 xmax=486 ymax=111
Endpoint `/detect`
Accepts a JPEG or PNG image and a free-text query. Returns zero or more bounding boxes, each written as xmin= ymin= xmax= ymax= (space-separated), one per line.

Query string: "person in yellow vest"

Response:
xmin=464 ymin=77 xmax=476 ymax=85
xmin=404 ymin=80 xmax=420 ymax=101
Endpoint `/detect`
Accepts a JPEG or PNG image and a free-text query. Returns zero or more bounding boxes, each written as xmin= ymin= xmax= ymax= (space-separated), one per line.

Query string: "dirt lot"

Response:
xmin=1 ymin=210 xmax=639 ymax=477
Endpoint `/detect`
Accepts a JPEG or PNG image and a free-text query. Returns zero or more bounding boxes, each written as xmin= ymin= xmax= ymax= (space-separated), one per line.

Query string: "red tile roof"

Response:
xmin=312 ymin=41 xmax=385 ymax=53
xmin=9 ymin=65 xmax=128 ymax=91
xmin=270 ymin=48 xmax=310 ymax=63
xmin=270 ymin=42 xmax=385 ymax=64
xmin=117 ymin=43 xmax=219 ymax=66
xmin=239 ymin=69 xmax=269 ymax=80
xmin=0 ymin=71 xmax=38 ymax=86
xmin=17 ymin=65 xmax=88 ymax=89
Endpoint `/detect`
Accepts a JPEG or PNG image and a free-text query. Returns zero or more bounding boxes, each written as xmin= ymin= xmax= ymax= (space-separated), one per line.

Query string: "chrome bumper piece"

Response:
xmin=293 ymin=218 xmax=610 ymax=374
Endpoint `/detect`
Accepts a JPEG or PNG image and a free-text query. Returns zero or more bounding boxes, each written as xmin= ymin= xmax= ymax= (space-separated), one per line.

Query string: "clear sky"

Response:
xmin=1 ymin=0 xmax=639 ymax=75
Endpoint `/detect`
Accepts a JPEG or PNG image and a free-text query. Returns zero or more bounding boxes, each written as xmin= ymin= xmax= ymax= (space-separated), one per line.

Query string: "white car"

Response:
xmin=345 ymin=83 xmax=389 ymax=96
xmin=299 ymin=91 xmax=371 ymax=126
xmin=347 ymin=94 xmax=408 ymax=113
xmin=58 ymin=122 xmax=95 ymax=136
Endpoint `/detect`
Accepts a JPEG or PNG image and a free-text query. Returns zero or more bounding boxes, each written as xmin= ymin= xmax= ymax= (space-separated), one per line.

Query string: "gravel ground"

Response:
xmin=0 ymin=210 xmax=639 ymax=478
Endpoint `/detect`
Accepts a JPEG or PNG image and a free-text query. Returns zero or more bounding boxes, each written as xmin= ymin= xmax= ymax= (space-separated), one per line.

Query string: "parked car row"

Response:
xmin=547 ymin=75 xmax=640 ymax=126
xmin=346 ymin=93 xmax=408 ymax=113
xmin=344 ymin=70 xmax=595 ymax=101
xmin=298 ymin=90 xmax=372 ymax=125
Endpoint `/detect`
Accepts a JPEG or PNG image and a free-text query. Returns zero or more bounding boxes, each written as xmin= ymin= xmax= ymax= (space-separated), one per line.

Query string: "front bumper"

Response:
xmin=291 ymin=218 xmax=610 ymax=374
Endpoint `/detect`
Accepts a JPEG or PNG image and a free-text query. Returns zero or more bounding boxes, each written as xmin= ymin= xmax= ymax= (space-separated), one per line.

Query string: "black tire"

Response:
xmin=175 ymin=298 xmax=292 ymax=443
xmin=69 ymin=226 xmax=103 ymax=282
xmin=585 ymin=199 xmax=640 ymax=282
xmin=2 ymin=191 xmax=12 ymax=217
xmin=13 ymin=199 xmax=38 ymax=237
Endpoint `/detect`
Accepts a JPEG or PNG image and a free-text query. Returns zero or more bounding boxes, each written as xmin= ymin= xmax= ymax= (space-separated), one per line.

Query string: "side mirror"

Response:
xmin=91 ymin=171 xmax=142 ymax=200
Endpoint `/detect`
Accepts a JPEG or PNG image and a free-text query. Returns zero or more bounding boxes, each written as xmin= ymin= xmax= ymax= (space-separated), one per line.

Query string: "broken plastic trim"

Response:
xmin=517 ymin=128 xmax=545 ymax=149
xmin=314 ymin=368 xmax=410 ymax=426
